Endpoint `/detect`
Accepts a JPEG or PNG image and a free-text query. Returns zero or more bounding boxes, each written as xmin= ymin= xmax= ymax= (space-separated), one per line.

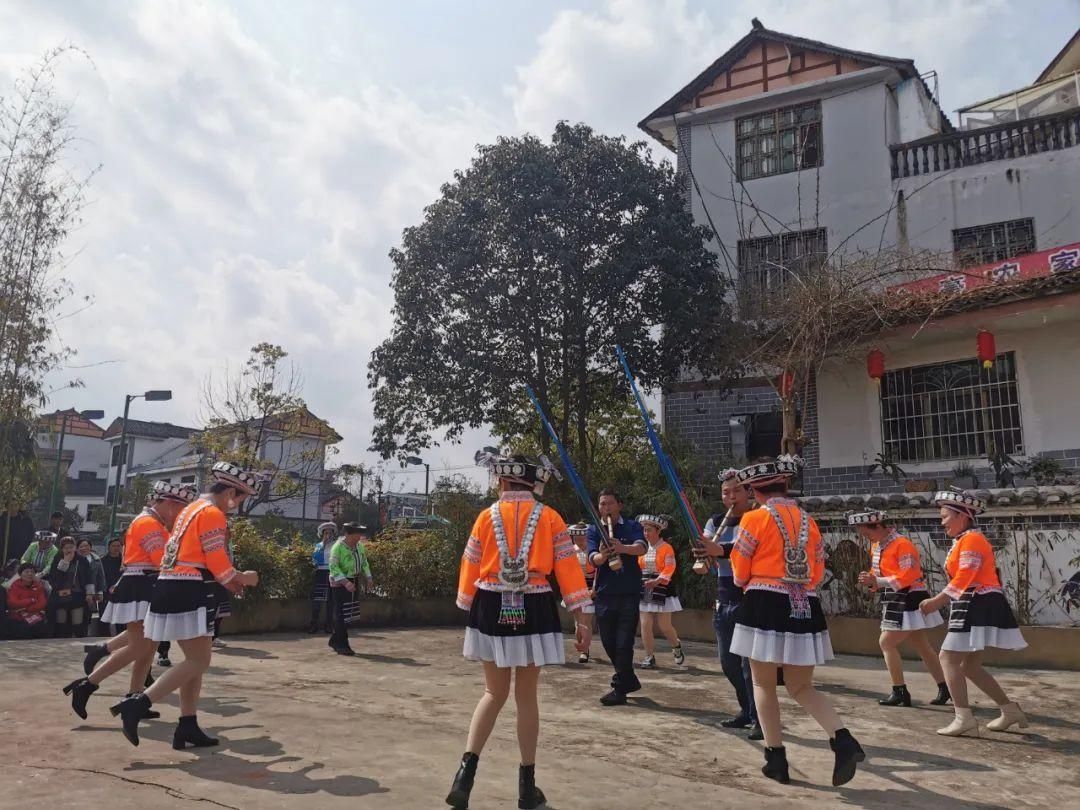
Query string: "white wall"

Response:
xmin=685 ymin=74 xmax=898 ymax=266
xmin=105 ymin=436 xmax=192 ymax=500
xmin=816 ymin=311 xmax=1080 ymax=470
xmin=35 ymin=432 xmax=110 ymax=480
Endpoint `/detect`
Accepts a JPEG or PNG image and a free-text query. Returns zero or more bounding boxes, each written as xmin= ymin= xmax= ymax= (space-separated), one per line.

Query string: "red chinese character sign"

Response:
xmin=888 ymin=241 xmax=1080 ymax=296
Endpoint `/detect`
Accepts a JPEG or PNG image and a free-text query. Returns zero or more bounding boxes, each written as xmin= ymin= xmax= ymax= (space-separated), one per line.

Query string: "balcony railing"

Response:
xmin=890 ymin=107 xmax=1080 ymax=179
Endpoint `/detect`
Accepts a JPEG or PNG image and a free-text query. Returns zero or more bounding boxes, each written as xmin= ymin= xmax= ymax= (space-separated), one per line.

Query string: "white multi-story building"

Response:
xmin=640 ymin=20 xmax=1080 ymax=493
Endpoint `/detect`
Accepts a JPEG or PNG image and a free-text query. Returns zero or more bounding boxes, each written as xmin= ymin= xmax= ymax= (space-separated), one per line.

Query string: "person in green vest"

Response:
xmin=21 ymin=531 xmax=59 ymax=576
xmin=327 ymin=522 xmax=373 ymax=656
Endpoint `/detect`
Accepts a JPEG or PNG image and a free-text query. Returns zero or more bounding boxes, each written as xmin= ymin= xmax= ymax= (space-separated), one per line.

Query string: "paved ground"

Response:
xmin=1 ymin=628 xmax=1077 ymax=809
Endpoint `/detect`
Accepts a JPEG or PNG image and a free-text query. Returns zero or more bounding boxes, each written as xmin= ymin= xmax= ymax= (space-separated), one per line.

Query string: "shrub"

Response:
xmin=366 ymin=524 xmax=459 ymax=599
xmin=229 ymin=519 xmax=313 ymax=608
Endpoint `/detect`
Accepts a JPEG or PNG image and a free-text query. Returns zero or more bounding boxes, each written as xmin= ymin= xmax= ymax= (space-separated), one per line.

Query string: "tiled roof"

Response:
xmin=798 ymin=486 xmax=1080 ymax=516
xmin=102 ymin=418 xmax=198 ymax=440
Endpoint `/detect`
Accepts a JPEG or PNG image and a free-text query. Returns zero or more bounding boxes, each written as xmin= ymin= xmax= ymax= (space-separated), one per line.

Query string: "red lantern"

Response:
xmin=867 ymin=349 xmax=885 ymax=382
xmin=777 ymin=370 xmax=794 ymax=397
xmin=977 ymin=330 xmax=996 ymax=370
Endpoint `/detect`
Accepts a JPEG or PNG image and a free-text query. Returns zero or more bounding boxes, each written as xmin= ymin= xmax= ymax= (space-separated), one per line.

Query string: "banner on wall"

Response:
xmin=889 ymin=241 xmax=1080 ymax=296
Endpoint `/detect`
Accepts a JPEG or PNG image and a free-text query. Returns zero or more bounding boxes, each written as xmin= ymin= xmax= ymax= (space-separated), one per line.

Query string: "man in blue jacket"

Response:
xmin=586 ymin=489 xmax=646 ymax=706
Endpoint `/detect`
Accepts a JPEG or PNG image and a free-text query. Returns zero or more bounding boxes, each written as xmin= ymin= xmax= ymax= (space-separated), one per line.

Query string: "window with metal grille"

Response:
xmin=880 ymin=352 xmax=1023 ymax=463
xmin=952 ymin=218 xmax=1035 ymax=268
xmin=737 ymin=227 xmax=827 ymax=318
xmin=736 ymin=101 xmax=822 ymax=181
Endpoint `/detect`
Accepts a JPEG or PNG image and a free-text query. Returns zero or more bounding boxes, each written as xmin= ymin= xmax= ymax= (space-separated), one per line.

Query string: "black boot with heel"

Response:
xmin=62 ymin=678 xmax=98 ymax=720
xmin=446 ymin=752 xmax=479 ymax=809
xmin=830 ymin=727 xmax=866 ymax=786
xmin=879 ymin=684 xmax=912 ymax=707
xmin=761 ymin=746 xmax=790 ymax=784
xmin=518 ymin=764 xmax=546 ymax=809
xmin=110 ymin=693 xmax=151 ymax=746
xmin=929 ymin=681 xmax=952 ymax=705
xmin=173 ymin=715 xmax=219 ymax=750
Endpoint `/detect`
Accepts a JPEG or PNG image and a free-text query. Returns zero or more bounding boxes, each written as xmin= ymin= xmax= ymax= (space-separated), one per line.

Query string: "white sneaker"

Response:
xmin=937 ymin=707 xmax=979 ymax=737
xmin=212 ymin=639 xmax=226 ymax=649
xmin=986 ymin=702 xmax=1028 ymax=732
xmin=639 ymin=655 xmax=656 ymax=669
xmin=672 ymin=645 xmax=685 ymax=666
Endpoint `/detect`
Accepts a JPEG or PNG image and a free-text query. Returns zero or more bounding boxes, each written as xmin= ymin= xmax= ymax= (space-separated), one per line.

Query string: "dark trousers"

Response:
xmin=714 ymin=602 xmax=757 ymax=723
xmin=328 ymin=586 xmax=352 ymax=651
xmin=310 ymin=569 xmax=330 ymax=627
xmin=595 ymin=593 xmax=641 ymax=695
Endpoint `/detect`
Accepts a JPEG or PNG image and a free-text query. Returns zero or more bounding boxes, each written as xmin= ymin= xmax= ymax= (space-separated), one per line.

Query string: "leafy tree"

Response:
xmin=199 ymin=343 xmax=339 ymax=516
xmin=369 ymin=122 xmax=737 ymax=471
xmin=1 ymin=49 xmax=95 ymax=557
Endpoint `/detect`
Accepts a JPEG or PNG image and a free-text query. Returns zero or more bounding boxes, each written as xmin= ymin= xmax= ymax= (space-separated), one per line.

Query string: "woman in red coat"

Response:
xmin=6 ymin=563 xmax=48 ymax=638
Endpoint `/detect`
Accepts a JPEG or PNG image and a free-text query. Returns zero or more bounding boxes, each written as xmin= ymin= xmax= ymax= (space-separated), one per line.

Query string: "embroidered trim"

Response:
xmin=733 ymin=527 xmax=758 ymax=558
xmin=476 ymin=580 xmax=552 ymax=595
xmin=552 ymin=530 xmax=576 ymax=561
xmin=463 ymin=535 xmax=482 ymax=564
xmin=958 ymin=550 xmax=983 ymax=570
xmin=456 ymin=592 xmax=474 ymax=611
xmin=898 ymin=552 xmax=915 ymax=571
xmin=746 ymin=580 xmax=817 ymax=597
xmin=499 ymin=491 xmax=535 ymax=503
xmin=562 ymin=587 xmax=593 ymax=611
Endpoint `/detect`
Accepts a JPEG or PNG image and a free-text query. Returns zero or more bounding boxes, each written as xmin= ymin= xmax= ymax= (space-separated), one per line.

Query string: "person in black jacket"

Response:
xmin=47 ymin=537 xmax=96 ymax=638
xmin=99 ymin=537 xmax=124 ymax=635
xmin=0 ymin=502 xmax=34 ymax=563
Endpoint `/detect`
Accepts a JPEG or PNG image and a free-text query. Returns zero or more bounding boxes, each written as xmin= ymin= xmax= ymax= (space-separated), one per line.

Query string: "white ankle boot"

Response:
xmin=986 ymin=702 xmax=1028 ymax=732
xmin=937 ymin=707 xmax=979 ymax=737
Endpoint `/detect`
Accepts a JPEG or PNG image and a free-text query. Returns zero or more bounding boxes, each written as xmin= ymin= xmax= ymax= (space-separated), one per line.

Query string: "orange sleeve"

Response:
xmin=656 ymin=543 xmax=676 ymax=584
xmin=808 ymin=517 xmax=825 ymax=591
xmin=892 ymin=538 xmax=923 ymax=591
xmin=137 ymin=520 xmax=167 ymax=565
xmin=196 ymin=509 xmax=237 ymax=585
xmin=730 ymin=512 xmax=761 ymax=588
xmin=457 ymin=510 xmax=486 ymax=610
xmin=944 ymin=534 xmax=984 ymax=599
xmin=549 ymin=510 xmax=590 ymax=612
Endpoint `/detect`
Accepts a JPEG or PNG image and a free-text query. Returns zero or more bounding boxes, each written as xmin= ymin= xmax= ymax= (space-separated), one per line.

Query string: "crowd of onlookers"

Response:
xmin=1 ymin=509 xmax=127 ymax=641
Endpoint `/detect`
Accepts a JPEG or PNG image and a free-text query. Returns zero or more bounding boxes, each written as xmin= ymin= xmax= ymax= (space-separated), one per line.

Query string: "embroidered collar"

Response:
xmin=499 ymin=491 xmax=535 ymax=503
xmin=765 ymin=496 xmax=798 ymax=507
xmin=878 ymin=530 xmax=901 ymax=552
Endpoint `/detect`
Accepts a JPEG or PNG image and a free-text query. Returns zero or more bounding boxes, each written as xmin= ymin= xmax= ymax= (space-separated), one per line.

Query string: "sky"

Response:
xmin=1 ymin=0 xmax=1076 ymax=493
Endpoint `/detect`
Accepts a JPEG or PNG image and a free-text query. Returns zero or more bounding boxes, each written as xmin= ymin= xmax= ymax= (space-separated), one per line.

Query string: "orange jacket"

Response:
xmin=871 ymin=534 xmax=927 ymax=592
xmin=457 ymin=492 xmax=591 ymax=612
xmin=730 ymin=499 xmax=824 ymax=591
xmin=122 ymin=510 xmax=169 ymax=571
xmin=638 ymin=541 xmax=677 ymax=584
xmin=159 ymin=496 xmax=237 ymax=585
xmin=943 ymin=530 xmax=1001 ymax=599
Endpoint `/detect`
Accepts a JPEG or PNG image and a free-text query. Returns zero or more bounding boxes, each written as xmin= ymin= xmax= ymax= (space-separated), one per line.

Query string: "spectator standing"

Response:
xmin=77 ymin=538 xmax=108 ymax=636
xmin=48 ymin=511 xmax=71 ymax=537
xmin=5 ymin=563 xmax=48 ymax=639
xmin=100 ymin=537 xmax=124 ymax=635
xmin=47 ymin=537 xmax=95 ymax=638
xmin=1 ymin=502 xmax=35 ymax=562
xmin=309 ymin=522 xmax=337 ymax=633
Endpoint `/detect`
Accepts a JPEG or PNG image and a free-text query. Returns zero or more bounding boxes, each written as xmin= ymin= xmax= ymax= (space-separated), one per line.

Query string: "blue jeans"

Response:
xmin=595 ymin=592 xmax=641 ymax=695
xmin=714 ymin=601 xmax=756 ymax=723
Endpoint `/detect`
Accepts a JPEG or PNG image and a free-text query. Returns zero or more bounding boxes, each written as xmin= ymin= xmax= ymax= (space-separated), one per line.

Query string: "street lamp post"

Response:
xmin=107 ymin=390 xmax=172 ymax=540
xmin=49 ymin=409 xmax=105 ymax=514
xmin=404 ymin=456 xmax=430 ymax=514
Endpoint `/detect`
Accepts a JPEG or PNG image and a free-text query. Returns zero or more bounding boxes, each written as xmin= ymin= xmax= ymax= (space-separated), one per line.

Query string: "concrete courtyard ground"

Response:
xmin=1 ymin=627 xmax=1077 ymax=809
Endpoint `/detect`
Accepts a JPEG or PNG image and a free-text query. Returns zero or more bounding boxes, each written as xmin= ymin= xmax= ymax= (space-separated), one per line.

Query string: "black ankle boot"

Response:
xmin=879 ymin=684 xmax=912 ymax=707
xmin=518 ymin=764 xmax=546 ymax=809
xmin=83 ymin=644 xmax=109 ymax=676
xmin=929 ymin=681 xmax=952 ymax=706
xmin=63 ymin=678 xmax=98 ymax=720
xmin=173 ymin=715 xmax=219 ymax=750
xmin=830 ymin=728 xmax=866 ymax=786
xmin=144 ymin=670 xmax=155 ymax=689
xmin=446 ymin=752 xmax=479 ymax=809
xmin=125 ymin=693 xmax=161 ymax=719
xmin=761 ymin=746 xmax=790 ymax=784
xmin=110 ymin=694 xmax=151 ymax=747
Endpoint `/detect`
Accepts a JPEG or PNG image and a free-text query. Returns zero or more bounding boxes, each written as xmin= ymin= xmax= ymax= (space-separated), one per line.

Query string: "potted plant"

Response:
xmin=949 ymin=461 xmax=979 ymax=490
xmin=867 ymin=450 xmax=907 ymax=484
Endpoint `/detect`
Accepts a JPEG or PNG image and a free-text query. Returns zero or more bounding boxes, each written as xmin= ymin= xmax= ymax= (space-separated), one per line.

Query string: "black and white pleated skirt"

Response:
xmin=464 ymin=589 xmax=565 ymax=668
xmin=100 ymin=571 xmax=156 ymax=626
xmin=144 ymin=572 xmax=220 ymax=642
xmin=941 ymin=590 xmax=1027 ymax=652
xmin=639 ymin=581 xmax=683 ymax=614
xmin=730 ymin=588 xmax=833 ymax=666
xmin=879 ymin=589 xmax=945 ymax=632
